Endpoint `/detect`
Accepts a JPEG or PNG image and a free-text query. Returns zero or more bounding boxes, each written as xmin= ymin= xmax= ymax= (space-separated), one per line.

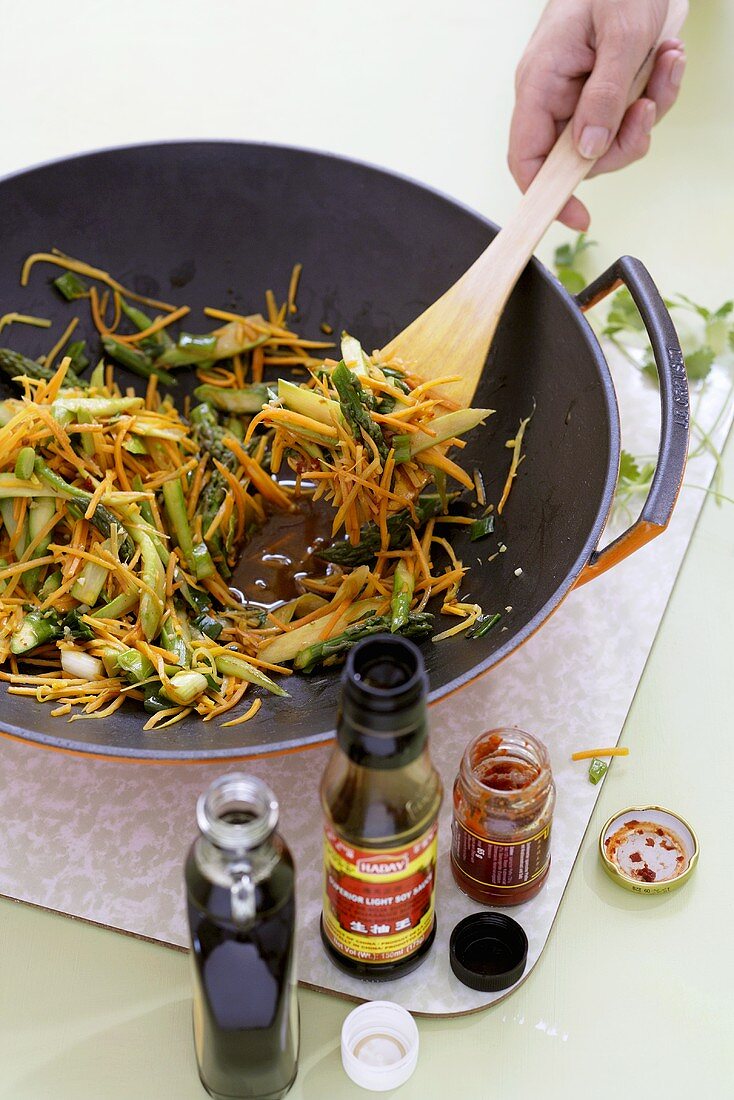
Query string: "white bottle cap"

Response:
xmin=341 ymin=1000 xmax=419 ymax=1092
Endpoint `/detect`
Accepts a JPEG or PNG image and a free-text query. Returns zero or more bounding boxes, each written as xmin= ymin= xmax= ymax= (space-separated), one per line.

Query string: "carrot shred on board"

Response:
xmin=571 ymin=747 xmax=630 ymax=761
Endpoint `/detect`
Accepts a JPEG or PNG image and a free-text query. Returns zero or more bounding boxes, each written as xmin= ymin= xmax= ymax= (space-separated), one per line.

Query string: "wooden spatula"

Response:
xmin=380 ymin=0 xmax=688 ymax=408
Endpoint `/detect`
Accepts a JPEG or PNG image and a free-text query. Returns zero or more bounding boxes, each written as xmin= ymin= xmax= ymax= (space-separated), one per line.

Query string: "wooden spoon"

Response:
xmin=380 ymin=0 xmax=688 ymax=408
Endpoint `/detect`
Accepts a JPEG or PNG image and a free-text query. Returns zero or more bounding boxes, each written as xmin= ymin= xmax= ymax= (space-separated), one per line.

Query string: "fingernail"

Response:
xmin=579 ymin=125 xmax=610 ymax=160
xmin=671 ymin=54 xmax=686 ymax=88
xmin=642 ymin=101 xmax=656 ymax=134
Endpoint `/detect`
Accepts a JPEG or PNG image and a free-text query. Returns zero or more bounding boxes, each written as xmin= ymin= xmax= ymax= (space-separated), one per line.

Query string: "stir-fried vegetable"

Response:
xmin=0 ymin=254 xmax=529 ymax=731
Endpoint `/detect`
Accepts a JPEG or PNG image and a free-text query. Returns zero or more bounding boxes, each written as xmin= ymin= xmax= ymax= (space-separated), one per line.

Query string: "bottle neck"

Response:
xmin=195 ymin=774 xmax=281 ymax=927
xmin=337 ymin=634 xmax=428 ymax=769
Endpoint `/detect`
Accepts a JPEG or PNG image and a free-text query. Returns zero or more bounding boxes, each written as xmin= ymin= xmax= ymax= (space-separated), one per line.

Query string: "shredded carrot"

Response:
xmin=113 ymin=305 xmax=190 ymax=346
xmin=498 ymin=408 xmax=534 ymax=515
xmin=221 ymin=697 xmax=263 ymax=727
xmin=0 ymin=252 xmax=499 ymax=734
xmin=571 ymin=747 xmax=630 ymax=761
xmin=0 ymin=313 xmax=52 ymax=336
xmin=287 ymin=263 xmax=302 ymax=315
xmin=21 ymin=252 xmax=177 ymax=311
xmin=44 ymin=318 xmax=79 ymax=372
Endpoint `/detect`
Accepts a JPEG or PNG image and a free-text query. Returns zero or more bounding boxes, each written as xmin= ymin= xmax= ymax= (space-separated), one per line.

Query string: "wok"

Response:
xmin=0 ymin=142 xmax=688 ymax=761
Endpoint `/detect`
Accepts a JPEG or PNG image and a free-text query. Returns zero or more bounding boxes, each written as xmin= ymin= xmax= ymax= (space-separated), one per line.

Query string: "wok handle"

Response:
xmin=574 ymin=255 xmax=689 ymax=587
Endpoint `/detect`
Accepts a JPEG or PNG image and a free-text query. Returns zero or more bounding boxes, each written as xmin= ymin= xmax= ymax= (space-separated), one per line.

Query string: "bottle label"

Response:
xmin=451 ymin=819 xmax=551 ymax=891
xmin=322 ymin=821 xmax=438 ymax=965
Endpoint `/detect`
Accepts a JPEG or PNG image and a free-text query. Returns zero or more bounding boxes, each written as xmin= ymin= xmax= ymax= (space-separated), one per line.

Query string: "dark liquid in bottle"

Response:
xmin=185 ymin=846 xmax=298 ymax=1100
xmin=320 ymin=637 xmax=442 ymax=981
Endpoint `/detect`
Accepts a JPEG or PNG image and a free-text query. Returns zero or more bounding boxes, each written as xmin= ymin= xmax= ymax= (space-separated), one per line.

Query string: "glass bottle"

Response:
xmin=451 ymin=728 xmax=555 ymax=906
xmin=185 ymin=774 xmax=299 ymax=1100
xmin=320 ymin=635 xmax=443 ymax=981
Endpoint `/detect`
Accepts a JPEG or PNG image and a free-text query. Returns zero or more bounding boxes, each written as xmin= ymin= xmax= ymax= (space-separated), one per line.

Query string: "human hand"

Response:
xmin=508 ymin=0 xmax=687 ymax=229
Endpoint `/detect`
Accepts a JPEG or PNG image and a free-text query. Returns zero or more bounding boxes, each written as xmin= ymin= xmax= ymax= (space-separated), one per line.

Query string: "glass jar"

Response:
xmin=451 ymin=728 xmax=555 ymax=907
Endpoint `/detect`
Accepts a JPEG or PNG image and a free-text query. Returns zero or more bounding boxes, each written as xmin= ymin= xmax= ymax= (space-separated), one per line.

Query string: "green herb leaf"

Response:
xmin=556 ymin=267 xmax=586 ymax=295
xmin=618 ymin=450 xmax=641 ymax=484
xmin=601 ymin=288 xmax=645 ymax=336
xmin=685 ymin=346 xmax=715 ymax=382
xmin=553 ymin=233 xmax=596 ymax=271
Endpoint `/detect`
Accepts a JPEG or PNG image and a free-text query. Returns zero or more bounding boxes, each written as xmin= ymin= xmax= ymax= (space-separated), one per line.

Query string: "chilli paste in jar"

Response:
xmin=451 ymin=728 xmax=555 ymax=906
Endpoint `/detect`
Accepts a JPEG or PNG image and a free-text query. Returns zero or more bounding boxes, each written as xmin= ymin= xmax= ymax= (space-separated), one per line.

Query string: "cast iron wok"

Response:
xmin=0 ymin=142 xmax=689 ymax=761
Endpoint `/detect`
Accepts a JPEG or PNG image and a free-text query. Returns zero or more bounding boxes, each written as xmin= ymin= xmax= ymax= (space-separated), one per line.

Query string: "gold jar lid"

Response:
xmin=598 ymin=805 xmax=699 ymax=895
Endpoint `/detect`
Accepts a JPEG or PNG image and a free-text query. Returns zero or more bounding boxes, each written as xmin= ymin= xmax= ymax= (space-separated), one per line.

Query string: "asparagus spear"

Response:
xmin=130 ymin=477 xmax=170 ymax=567
xmin=9 ymin=607 xmax=93 ymax=654
xmin=0 ymin=498 xmax=28 ymax=557
xmin=390 ymin=560 xmax=414 ymax=633
xmin=39 ymin=570 xmax=63 ymax=600
xmin=316 ymin=494 xmax=452 ymax=566
xmin=193 ymin=383 xmax=270 ymax=415
xmin=52 ymin=395 xmax=143 ymax=417
xmin=101 ymin=337 xmax=177 ymax=386
xmin=71 ymin=538 xmax=113 ymax=605
xmin=189 ymin=403 xmax=239 ymax=472
xmin=132 ymin=530 xmax=165 ymax=641
xmin=91 ymin=591 xmax=139 ymax=619
xmin=162 ymin=477 xmax=215 ymax=580
xmin=225 ymin=416 xmax=245 ymax=441
xmin=76 ymin=410 xmax=97 ymax=458
xmin=0 ymin=347 xmax=88 ymax=390
xmin=214 ymin=652 xmax=289 ymax=697
xmin=189 ymin=403 xmax=239 ymax=572
xmin=331 ymin=361 xmax=389 ymax=462
xmin=160 ymin=614 xmax=191 ymax=669
xmin=63 ymin=340 xmax=89 ymax=372
xmin=294 ymin=612 xmax=433 ymax=673
xmin=157 ymin=325 xmax=268 ymax=368
xmin=25 ymin=497 xmax=58 ymax=593
xmin=119 ymin=300 xmax=174 ymax=355
xmin=10 ymin=610 xmax=62 ymax=654
xmin=15 ymin=448 xmax=36 ymax=480
xmin=33 ymin=457 xmax=135 ymax=562
xmin=116 ymin=649 xmax=155 ymax=683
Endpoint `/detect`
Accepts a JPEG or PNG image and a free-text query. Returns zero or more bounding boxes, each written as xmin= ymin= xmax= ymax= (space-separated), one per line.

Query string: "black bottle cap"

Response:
xmin=449 ymin=913 xmax=528 ymax=992
xmin=338 ymin=635 xmax=428 ymax=769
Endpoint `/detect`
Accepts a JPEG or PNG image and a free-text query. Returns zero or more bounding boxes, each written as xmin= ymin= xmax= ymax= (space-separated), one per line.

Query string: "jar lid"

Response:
xmin=449 ymin=912 xmax=528 ymax=992
xmin=341 ymin=1001 xmax=419 ymax=1092
xmin=599 ymin=805 xmax=699 ymax=894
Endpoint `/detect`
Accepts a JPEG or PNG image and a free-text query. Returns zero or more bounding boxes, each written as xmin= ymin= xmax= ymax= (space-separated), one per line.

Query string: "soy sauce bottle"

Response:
xmin=186 ymin=774 xmax=299 ymax=1100
xmin=320 ymin=636 xmax=443 ymax=980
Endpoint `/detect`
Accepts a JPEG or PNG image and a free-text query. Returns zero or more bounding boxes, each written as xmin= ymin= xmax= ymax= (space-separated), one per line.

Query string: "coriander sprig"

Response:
xmin=552 ymin=235 xmax=733 ymax=518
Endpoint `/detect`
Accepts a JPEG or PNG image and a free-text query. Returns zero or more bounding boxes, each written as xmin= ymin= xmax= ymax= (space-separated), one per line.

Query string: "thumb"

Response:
xmin=573 ymin=33 xmax=653 ymax=160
